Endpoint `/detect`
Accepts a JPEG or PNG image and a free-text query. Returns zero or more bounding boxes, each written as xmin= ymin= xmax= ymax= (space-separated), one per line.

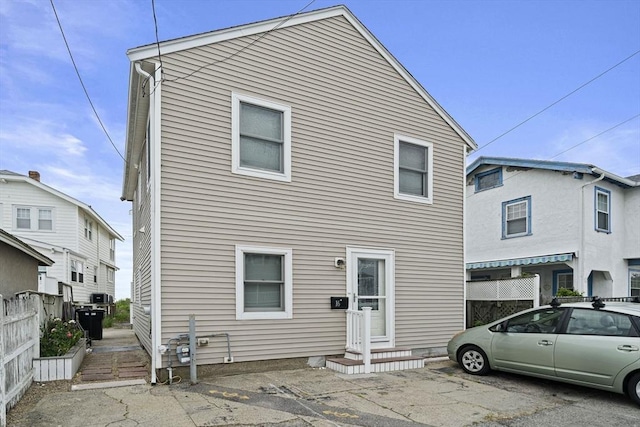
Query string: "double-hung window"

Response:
xmin=71 ymin=260 xmax=84 ymax=283
xmin=235 ymin=245 xmax=293 ymax=320
xmin=502 ymin=196 xmax=531 ymax=238
xmin=107 ymin=267 xmax=115 ymax=283
xmin=394 ymin=134 xmax=433 ymax=204
xmin=232 ymin=93 xmax=291 ymax=182
xmin=109 ymin=238 xmax=116 ymax=261
xmin=16 ymin=207 xmax=31 ymax=229
xmin=595 ymin=187 xmax=611 ymax=233
xmin=84 ymin=217 xmax=93 ymax=240
xmin=14 ymin=206 xmax=54 ymax=231
xmin=630 ymin=269 xmax=640 ymax=297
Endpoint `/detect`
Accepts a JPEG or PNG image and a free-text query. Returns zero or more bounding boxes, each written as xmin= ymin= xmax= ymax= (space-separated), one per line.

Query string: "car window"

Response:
xmin=566 ymin=309 xmax=635 ymax=336
xmin=505 ymin=308 xmax=565 ymax=333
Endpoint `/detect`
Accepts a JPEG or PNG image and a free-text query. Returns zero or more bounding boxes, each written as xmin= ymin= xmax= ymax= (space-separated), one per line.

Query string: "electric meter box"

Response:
xmin=176 ymin=345 xmax=190 ymax=364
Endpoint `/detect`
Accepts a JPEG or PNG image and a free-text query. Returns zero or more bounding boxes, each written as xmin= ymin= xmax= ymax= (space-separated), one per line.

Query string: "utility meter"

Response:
xmin=176 ymin=345 xmax=190 ymax=364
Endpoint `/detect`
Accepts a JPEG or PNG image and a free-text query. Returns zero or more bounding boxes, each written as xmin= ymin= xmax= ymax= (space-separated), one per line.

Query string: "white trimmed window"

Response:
xmin=109 ymin=238 xmax=116 ymax=261
xmin=84 ymin=217 xmax=93 ymax=240
xmin=502 ymin=196 xmax=531 ymax=238
xmin=232 ymin=93 xmax=291 ymax=182
xmin=394 ymin=134 xmax=433 ymax=204
xmin=235 ymin=245 xmax=293 ymax=320
xmin=71 ymin=260 xmax=84 ymax=283
xmin=14 ymin=206 xmax=54 ymax=231
xmin=595 ymin=187 xmax=611 ymax=233
xmin=107 ymin=267 xmax=115 ymax=283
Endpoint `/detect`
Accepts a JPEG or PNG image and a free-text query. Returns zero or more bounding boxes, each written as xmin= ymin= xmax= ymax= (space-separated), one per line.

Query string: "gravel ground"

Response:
xmin=7 ymin=379 xmax=73 ymax=425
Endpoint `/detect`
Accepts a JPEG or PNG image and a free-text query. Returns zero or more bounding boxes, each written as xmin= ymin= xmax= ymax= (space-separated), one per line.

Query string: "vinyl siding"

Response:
xmin=154 ymin=16 xmax=465 ymax=365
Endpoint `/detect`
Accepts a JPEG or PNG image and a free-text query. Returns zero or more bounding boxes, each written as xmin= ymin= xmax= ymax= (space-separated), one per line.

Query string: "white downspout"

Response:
xmin=579 ymin=172 xmax=605 ymax=295
xmin=134 ymin=62 xmax=162 ymax=385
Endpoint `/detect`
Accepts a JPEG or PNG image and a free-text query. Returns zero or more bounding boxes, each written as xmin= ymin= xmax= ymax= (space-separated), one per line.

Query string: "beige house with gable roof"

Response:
xmin=121 ymin=5 xmax=476 ymax=383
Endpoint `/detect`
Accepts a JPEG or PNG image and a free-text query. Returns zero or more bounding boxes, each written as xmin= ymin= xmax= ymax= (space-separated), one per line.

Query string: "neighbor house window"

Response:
xmin=16 ymin=207 xmax=31 ymax=229
xmin=84 ymin=217 xmax=93 ymax=240
xmin=553 ymin=269 xmax=574 ymax=294
xmin=595 ymin=187 xmax=611 ymax=233
xmin=109 ymin=238 xmax=116 ymax=261
xmin=502 ymin=196 xmax=531 ymax=238
xmin=232 ymin=93 xmax=291 ymax=182
xmin=235 ymin=245 xmax=293 ymax=320
xmin=94 ymin=266 xmax=98 ymax=283
xmin=394 ymin=134 xmax=433 ymax=204
xmin=14 ymin=206 xmax=54 ymax=231
xmin=630 ymin=269 xmax=640 ymax=297
xmin=475 ymin=167 xmax=502 ymax=192
xmin=71 ymin=260 xmax=84 ymax=283
xmin=107 ymin=267 xmax=115 ymax=283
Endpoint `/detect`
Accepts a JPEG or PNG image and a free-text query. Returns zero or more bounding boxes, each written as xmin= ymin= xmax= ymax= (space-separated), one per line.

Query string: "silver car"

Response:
xmin=447 ymin=299 xmax=640 ymax=405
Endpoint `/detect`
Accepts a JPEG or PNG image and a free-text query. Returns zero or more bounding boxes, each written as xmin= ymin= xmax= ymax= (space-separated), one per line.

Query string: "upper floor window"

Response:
xmin=232 ymin=93 xmax=291 ymax=182
xmin=595 ymin=187 xmax=611 ymax=233
xmin=394 ymin=134 xmax=433 ymax=204
xmin=14 ymin=206 xmax=54 ymax=231
xmin=475 ymin=167 xmax=502 ymax=192
xmin=84 ymin=217 xmax=93 ymax=240
xmin=107 ymin=267 xmax=115 ymax=283
xmin=235 ymin=245 xmax=293 ymax=320
xmin=71 ymin=260 xmax=84 ymax=283
xmin=502 ymin=196 xmax=531 ymax=239
xmin=109 ymin=238 xmax=116 ymax=261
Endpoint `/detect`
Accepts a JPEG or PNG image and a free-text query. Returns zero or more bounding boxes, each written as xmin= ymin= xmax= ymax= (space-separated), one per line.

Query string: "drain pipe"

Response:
xmin=579 ymin=172 xmax=605 ymax=294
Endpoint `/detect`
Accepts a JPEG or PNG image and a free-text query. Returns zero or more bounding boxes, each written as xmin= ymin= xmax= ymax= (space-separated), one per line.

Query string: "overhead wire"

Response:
xmin=49 ymin=0 xmax=126 ymax=162
xmin=474 ymin=49 xmax=640 ymax=153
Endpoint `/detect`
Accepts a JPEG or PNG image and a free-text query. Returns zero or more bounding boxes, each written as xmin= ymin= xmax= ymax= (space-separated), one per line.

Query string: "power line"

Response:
xmin=151 ymin=0 xmax=164 ymax=79
xmin=159 ymin=0 xmax=317 ymax=85
xmin=475 ymin=49 xmax=640 ymax=153
xmin=50 ymin=0 xmax=125 ymax=162
xmin=489 ymin=113 xmax=640 ymax=188
xmin=547 ymin=113 xmax=640 ymax=161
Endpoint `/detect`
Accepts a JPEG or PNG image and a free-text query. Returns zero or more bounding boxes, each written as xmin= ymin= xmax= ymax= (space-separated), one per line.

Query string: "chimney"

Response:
xmin=28 ymin=171 xmax=41 ymax=182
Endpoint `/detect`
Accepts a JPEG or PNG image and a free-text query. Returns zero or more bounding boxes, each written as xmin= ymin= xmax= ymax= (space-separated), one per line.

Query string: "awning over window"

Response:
xmin=467 ymin=253 xmax=573 ymax=270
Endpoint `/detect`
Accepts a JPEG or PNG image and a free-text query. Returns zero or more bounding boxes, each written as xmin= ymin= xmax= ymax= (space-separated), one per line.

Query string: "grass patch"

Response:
xmin=102 ymin=298 xmax=130 ymax=328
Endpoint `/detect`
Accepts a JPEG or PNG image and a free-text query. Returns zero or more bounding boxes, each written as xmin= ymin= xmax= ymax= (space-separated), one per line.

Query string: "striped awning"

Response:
xmin=467 ymin=253 xmax=573 ymax=270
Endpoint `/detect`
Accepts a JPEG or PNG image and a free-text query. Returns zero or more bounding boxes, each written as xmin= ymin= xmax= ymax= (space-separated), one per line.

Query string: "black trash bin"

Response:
xmin=76 ymin=308 xmax=105 ymax=340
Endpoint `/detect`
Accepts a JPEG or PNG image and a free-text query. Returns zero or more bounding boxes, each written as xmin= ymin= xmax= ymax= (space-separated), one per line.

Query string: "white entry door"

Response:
xmin=347 ymin=247 xmax=395 ymax=348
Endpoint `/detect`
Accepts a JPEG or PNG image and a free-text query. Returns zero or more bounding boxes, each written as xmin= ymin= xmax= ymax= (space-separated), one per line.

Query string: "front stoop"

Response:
xmin=326 ymin=347 xmax=425 ymax=374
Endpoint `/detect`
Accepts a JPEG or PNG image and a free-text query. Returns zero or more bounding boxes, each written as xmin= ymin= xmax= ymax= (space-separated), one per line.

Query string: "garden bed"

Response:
xmin=33 ymin=338 xmax=86 ymax=381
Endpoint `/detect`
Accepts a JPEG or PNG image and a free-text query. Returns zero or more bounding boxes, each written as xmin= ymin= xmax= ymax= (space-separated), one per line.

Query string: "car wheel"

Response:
xmin=458 ymin=345 xmax=491 ymax=375
xmin=627 ymin=372 xmax=640 ymax=406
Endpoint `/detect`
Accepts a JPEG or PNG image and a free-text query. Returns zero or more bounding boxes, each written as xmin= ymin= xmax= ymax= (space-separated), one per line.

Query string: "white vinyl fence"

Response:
xmin=0 ymin=295 xmax=39 ymax=427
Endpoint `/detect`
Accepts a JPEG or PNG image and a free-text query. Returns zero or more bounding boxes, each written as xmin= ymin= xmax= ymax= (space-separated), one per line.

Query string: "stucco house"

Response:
xmin=121 ymin=5 xmax=476 ymax=382
xmin=0 ymin=170 xmax=123 ymax=303
xmin=465 ymin=157 xmax=640 ymax=300
xmin=0 ymin=229 xmax=54 ymax=299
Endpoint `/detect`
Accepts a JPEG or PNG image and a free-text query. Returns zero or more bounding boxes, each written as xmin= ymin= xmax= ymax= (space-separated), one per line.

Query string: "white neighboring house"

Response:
xmin=0 ymin=170 xmax=123 ymax=302
xmin=466 ymin=157 xmax=640 ymax=299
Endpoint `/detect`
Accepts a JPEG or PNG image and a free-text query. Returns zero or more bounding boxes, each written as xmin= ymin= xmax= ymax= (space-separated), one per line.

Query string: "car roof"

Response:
xmin=551 ymin=301 xmax=640 ymax=317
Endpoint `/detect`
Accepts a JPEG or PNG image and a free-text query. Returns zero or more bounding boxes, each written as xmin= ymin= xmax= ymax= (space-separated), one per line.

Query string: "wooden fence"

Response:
xmin=0 ymin=295 xmax=39 ymax=427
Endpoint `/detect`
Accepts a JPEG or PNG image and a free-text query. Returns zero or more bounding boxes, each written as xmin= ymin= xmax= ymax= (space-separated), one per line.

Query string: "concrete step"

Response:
xmin=344 ymin=347 xmax=412 ymax=361
xmin=326 ymin=355 xmax=425 ymax=375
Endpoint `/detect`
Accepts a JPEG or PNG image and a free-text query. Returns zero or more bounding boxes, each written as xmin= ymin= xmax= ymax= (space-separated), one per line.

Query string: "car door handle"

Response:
xmin=617 ymin=345 xmax=639 ymax=352
xmin=538 ymin=340 xmax=553 ymax=346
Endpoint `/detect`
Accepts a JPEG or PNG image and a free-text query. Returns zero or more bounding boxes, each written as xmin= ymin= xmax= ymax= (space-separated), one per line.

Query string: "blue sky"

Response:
xmin=1 ymin=0 xmax=639 ymax=299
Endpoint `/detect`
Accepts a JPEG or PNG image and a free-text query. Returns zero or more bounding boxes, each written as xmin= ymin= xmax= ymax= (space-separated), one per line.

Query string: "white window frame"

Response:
xmin=502 ymin=196 xmax=532 ymax=239
xmin=84 ymin=216 xmax=93 ymax=241
xmin=231 ymin=93 xmax=292 ymax=182
xmin=71 ymin=260 xmax=84 ymax=283
xmin=109 ymin=238 xmax=116 ymax=261
xmin=594 ymin=186 xmax=611 ymax=233
xmin=235 ymin=245 xmax=293 ymax=320
xmin=13 ymin=205 xmax=55 ymax=231
xmin=107 ymin=267 xmax=115 ymax=283
xmin=393 ymin=134 xmax=433 ymax=204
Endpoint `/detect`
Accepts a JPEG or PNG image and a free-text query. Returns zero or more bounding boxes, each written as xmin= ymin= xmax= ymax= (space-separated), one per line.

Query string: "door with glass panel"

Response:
xmin=347 ymin=248 xmax=395 ymax=347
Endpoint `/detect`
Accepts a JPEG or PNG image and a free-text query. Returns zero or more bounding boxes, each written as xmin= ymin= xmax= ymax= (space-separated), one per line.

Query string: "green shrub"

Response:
xmin=114 ymin=298 xmax=130 ymax=323
xmin=556 ymin=287 xmax=583 ymax=297
xmin=40 ymin=317 xmax=84 ymax=357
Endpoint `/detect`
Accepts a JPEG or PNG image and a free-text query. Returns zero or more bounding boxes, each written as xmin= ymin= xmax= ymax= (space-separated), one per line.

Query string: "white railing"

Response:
xmin=466 ymin=275 xmax=540 ymax=307
xmin=346 ymin=307 xmax=371 ymax=374
xmin=1 ymin=295 xmax=39 ymax=427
